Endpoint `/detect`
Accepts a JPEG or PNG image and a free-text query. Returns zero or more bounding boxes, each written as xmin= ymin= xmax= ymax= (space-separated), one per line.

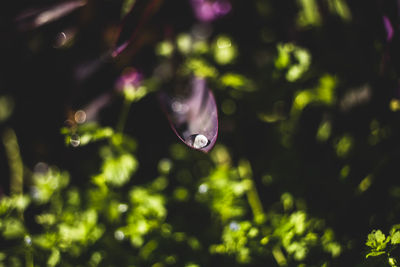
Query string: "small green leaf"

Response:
xmin=391 ymin=224 xmax=400 ymax=236
xmin=389 ymin=257 xmax=398 ymax=267
xmin=367 ymin=230 xmax=381 ymax=247
xmin=2 ymin=218 xmax=26 ymax=239
xmin=366 ymin=250 xmax=386 ymax=258
xmin=391 ymin=231 xmax=400 ymax=244
xmin=102 ymin=153 xmax=138 ymax=187
xmin=47 ymin=249 xmax=60 ymax=267
xmin=121 ymin=0 xmax=136 ymax=18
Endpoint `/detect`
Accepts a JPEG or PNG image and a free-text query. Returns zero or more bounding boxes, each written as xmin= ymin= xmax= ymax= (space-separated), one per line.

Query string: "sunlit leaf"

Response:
xmin=391 ymin=231 xmax=400 ymax=245
xmin=99 ymin=153 xmax=138 ymax=187
xmin=327 ymin=0 xmax=352 ymax=22
xmin=47 ymin=249 xmax=60 ymax=267
xmin=213 ymin=35 xmax=237 ymax=65
xmin=220 ymin=73 xmax=256 ymax=92
xmin=121 ymin=0 xmax=136 ymax=18
xmin=2 ymin=218 xmax=26 ymax=239
xmin=366 ymin=251 xmax=386 ymax=258
xmin=0 ymin=96 xmax=14 ymax=123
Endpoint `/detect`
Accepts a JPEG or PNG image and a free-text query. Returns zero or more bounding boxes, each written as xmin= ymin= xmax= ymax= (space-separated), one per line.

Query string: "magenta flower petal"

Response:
xmin=158 ymin=77 xmax=218 ymax=152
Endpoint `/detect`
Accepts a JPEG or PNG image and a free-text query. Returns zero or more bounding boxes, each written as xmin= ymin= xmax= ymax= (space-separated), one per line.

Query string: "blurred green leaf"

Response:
xmin=32 ymin=167 xmax=69 ymax=204
xmin=0 ymin=96 xmax=14 ymax=122
xmin=47 ymin=248 xmax=60 ymax=267
xmin=1 ymin=218 xmax=25 ymax=239
xmin=391 ymin=231 xmax=400 ymax=245
xmin=121 ymin=0 xmax=136 ymax=17
xmin=97 ymin=153 xmax=138 ymax=187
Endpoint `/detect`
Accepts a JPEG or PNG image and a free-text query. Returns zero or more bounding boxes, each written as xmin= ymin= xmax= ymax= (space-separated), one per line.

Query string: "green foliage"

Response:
xmin=31 ymin=167 xmax=70 ymax=204
xmin=197 ymin=165 xmax=250 ymax=222
xmin=1 ymin=95 xmax=345 ymax=266
xmin=181 ymin=58 xmax=218 ymax=78
xmin=220 ymin=73 xmax=256 ymax=92
xmin=120 ymin=0 xmax=136 ymax=17
xmin=275 ymin=43 xmax=311 ymax=82
xmin=296 ymin=0 xmax=322 ymax=27
xmin=94 ymin=152 xmax=138 ymax=187
xmin=0 ymin=95 xmax=14 ymax=123
xmin=212 ymin=35 xmax=238 ymax=65
xmin=366 ymin=226 xmax=400 ymax=266
xmin=195 ymin=148 xmax=342 ymax=265
xmin=122 ymin=84 xmax=149 ymax=102
xmin=121 ymin=185 xmax=167 ymax=247
xmin=0 ymin=195 xmax=30 ymax=216
xmin=61 ymin=122 xmax=114 ymax=147
xmin=292 ymin=75 xmax=336 ymax=113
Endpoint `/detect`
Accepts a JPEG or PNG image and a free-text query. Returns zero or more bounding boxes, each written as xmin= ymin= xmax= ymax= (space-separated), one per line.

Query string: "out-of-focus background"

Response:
xmin=1 ymin=0 xmax=400 ymax=266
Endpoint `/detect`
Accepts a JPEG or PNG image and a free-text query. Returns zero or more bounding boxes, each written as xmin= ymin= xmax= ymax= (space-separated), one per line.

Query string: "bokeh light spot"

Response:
xmin=74 ymin=110 xmax=86 ymax=124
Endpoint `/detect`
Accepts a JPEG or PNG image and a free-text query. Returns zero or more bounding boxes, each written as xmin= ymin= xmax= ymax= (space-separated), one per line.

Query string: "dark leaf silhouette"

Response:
xmin=158 ymin=76 xmax=218 ymax=153
xmin=112 ymin=0 xmax=163 ymax=58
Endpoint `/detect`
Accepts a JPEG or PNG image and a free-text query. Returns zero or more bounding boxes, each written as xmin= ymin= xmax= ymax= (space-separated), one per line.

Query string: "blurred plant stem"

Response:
xmin=2 ymin=128 xmax=33 ymax=266
xmin=2 ymin=128 xmax=23 ymax=197
xmin=25 ymin=248 xmax=33 ymax=267
xmin=238 ymin=159 xmax=265 ymax=224
xmin=272 ymin=246 xmax=288 ymax=266
xmin=116 ymin=98 xmax=133 ymax=133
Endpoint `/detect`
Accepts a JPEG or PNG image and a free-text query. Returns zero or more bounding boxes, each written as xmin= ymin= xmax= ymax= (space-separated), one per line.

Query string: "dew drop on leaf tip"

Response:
xmin=191 ymin=134 xmax=209 ymax=149
xmin=229 ymin=221 xmax=240 ymax=231
xmin=70 ymin=134 xmax=80 ymax=147
xmin=198 ymin=183 xmax=208 ymax=193
xmin=24 ymin=235 xmax=32 ymax=246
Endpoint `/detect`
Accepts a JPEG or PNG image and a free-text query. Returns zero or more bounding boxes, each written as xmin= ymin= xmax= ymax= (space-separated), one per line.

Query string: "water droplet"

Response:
xmin=217 ymin=36 xmax=231 ymax=49
xmin=118 ymin=203 xmax=128 ymax=213
xmin=198 ymin=183 xmax=208 ymax=194
xmin=114 ymin=230 xmax=125 ymax=241
xmin=74 ymin=110 xmax=86 ymax=124
xmin=24 ymin=235 xmax=32 ymax=246
xmin=30 ymin=187 xmax=40 ymax=200
xmin=70 ymin=134 xmax=80 ymax=147
xmin=192 ymin=134 xmax=209 ymax=149
xmin=229 ymin=221 xmax=240 ymax=231
xmin=34 ymin=162 xmax=49 ymax=174
xmin=53 ymin=32 xmax=67 ymax=48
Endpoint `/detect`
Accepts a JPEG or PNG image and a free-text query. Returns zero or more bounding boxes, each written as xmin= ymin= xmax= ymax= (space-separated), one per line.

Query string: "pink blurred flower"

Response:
xmin=190 ymin=0 xmax=231 ymax=22
xmin=115 ymin=68 xmax=143 ymax=92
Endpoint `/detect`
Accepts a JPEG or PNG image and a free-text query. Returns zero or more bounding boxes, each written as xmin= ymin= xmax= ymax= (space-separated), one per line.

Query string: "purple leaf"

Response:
xmin=383 ymin=16 xmax=394 ymax=42
xmin=158 ymin=77 xmax=218 ymax=153
xmin=15 ymin=0 xmax=86 ymax=31
xmin=112 ymin=0 xmax=163 ymax=58
xmin=81 ymin=92 xmax=113 ymax=122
